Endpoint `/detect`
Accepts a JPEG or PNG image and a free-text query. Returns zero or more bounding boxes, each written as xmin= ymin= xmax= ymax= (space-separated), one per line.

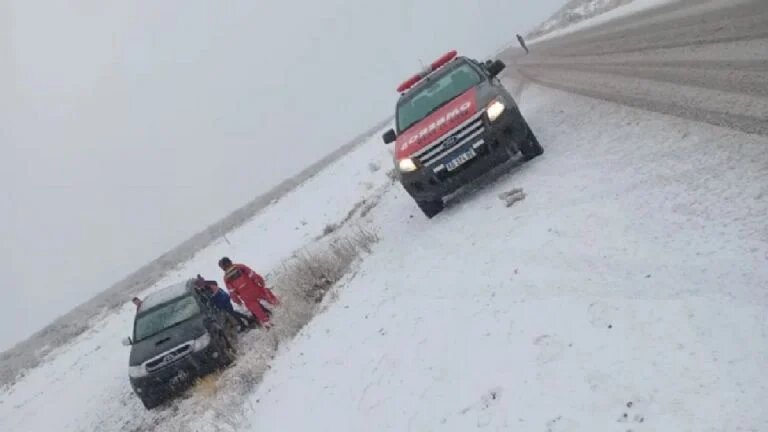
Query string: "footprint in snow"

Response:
xmin=587 ymin=301 xmax=621 ymax=329
xmin=617 ymin=399 xmax=647 ymax=426
xmin=585 ymin=370 xmax=612 ymax=392
xmin=477 ymin=387 xmax=504 ymax=427
xmin=546 ymin=415 xmax=580 ymax=432
xmin=457 ymin=387 xmax=504 ymax=428
xmin=533 ymin=334 xmax=566 ymax=365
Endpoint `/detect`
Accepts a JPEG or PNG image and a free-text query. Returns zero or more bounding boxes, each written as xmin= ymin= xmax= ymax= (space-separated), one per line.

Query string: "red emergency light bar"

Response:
xmin=397 ymin=50 xmax=458 ymax=93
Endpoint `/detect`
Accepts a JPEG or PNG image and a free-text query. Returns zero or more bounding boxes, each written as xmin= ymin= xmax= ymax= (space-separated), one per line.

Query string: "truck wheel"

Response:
xmin=520 ymin=126 xmax=544 ymax=160
xmin=416 ymin=199 xmax=444 ymax=218
xmin=223 ymin=316 xmax=239 ymax=341
xmin=215 ymin=333 xmax=237 ymax=368
xmin=140 ymin=394 xmax=162 ymax=410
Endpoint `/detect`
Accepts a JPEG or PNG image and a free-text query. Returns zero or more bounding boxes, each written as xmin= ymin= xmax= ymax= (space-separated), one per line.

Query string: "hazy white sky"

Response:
xmin=2 ymin=0 xmax=562 ymax=350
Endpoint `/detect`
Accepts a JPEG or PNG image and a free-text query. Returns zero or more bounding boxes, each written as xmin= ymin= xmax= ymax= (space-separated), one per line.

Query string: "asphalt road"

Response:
xmin=500 ymin=0 xmax=768 ymax=137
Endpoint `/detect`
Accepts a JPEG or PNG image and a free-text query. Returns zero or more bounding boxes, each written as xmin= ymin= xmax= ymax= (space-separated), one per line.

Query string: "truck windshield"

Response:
xmin=396 ymin=62 xmax=482 ymax=132
xmin=133 ymin=295 xmax=200 ymax=342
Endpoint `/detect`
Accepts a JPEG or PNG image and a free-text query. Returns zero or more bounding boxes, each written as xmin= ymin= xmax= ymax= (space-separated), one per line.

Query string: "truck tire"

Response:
xmin=140 ymin=394 xmax=162 ymax=410
xmin=214 ymin=333 xmax=237 ymax=368
xmin=416 ymin=198 xmax=444 ymax=218
xmin=520 ymin=126 xmax=543 ymax=160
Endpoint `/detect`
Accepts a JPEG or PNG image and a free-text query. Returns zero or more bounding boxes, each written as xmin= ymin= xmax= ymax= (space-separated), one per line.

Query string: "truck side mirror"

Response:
xmin=121 ymin=336 xmax=132 ymax=346
xmin=382 ymin=129 xmax=397 ymax=145
xmin=487 ymin=59 xmax=506 ymax=77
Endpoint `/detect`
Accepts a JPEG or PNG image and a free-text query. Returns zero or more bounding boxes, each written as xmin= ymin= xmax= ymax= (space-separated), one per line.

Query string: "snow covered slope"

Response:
xmin=3 ymin=59 xmax=767 ymax=432
xmin=529 ymin=0 xmax=632 ymax=38
xmin=240 ymin=82 xmax=768 ymax=431
xmin=526 ymin=0 xmax=675 ymax=42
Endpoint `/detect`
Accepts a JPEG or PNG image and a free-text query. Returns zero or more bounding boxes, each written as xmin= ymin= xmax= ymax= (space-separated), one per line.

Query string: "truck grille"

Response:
xmin=145 ymin=342 xmax=193 ymax=373
xmin=412 ymin=112 xmax=485 ymax=168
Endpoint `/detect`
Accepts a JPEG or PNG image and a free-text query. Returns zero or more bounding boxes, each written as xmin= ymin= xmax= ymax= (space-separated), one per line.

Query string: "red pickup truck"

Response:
xmin=382 ymin=50 xmax=543 ymax=218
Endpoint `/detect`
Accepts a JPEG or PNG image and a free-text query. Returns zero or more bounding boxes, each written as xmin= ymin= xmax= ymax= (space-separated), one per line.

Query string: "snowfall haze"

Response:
xmin=2 ymin=1 xmax=562 ymax=350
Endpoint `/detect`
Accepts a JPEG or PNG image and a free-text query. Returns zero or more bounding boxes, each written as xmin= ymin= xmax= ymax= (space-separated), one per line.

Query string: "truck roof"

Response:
xmin=396 ymin=56 xmax=480 ymax=103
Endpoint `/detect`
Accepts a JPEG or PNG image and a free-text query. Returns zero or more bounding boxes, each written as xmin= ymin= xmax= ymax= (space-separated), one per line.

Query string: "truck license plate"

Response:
xmin=170 ymin=370 xmax=188 ymax=387
xmin=445 ymin=148 xmax=477 ymax=171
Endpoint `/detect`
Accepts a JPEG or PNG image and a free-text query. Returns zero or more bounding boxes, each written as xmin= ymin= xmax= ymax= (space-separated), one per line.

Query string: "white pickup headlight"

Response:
xmin=398 ymin=158 xmax=418 ymax=172
xmin=128 ymin=365 xmax=147 ymax=378
xmin=486 ymin=100 xmax=506 ymax=122
xmin=192 ymin=332 xmax=211 ymax=351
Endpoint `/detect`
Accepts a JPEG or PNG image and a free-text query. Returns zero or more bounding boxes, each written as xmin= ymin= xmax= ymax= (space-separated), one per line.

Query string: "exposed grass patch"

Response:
xmin=283 ymin=227 xmax=379 ymax=304
xmin=193 ymin=373 xmax=222 ymax=399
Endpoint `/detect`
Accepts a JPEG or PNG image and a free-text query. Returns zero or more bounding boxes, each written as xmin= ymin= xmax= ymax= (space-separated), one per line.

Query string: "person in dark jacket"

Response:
xmin=195 ymin=275 xmax=257 ymax=332
xmin=517 ymin=34 xmax=529 ymax=54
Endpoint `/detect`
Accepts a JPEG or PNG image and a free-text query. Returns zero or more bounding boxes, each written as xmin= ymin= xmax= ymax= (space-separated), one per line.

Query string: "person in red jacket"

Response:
xmin=218 ymin=257 xmax=280 ymax=328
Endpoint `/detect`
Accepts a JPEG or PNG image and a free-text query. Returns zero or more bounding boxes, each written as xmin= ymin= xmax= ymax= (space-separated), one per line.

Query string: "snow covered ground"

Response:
xmin=3 ymin=69 xmax=767 ymax=432
xmin=236 ymin=81 xmax=768 ymax=431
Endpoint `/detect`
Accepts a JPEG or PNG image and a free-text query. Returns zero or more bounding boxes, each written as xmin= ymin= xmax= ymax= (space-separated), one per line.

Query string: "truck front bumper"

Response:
xmin=398 ymin=108 xmax=528 ymax=202
xmin=129 ymin=344 xmax=221 ymax=402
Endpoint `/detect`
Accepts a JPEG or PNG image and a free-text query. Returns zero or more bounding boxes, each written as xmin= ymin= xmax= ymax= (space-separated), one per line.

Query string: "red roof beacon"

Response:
xmin=396 ymin=50 xmax=459 ymax=94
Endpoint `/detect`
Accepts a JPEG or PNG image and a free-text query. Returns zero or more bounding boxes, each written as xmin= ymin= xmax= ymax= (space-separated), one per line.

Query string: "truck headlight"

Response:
xmin=486 ymin=100 xmax=506 ymax=122
xmin=128 ymin=365 xmax=147 ymax=378
xmin=192 ymin=332 xmax=211 ymax=351
xmin=398 ymin=158 xmax=418 ymax=173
